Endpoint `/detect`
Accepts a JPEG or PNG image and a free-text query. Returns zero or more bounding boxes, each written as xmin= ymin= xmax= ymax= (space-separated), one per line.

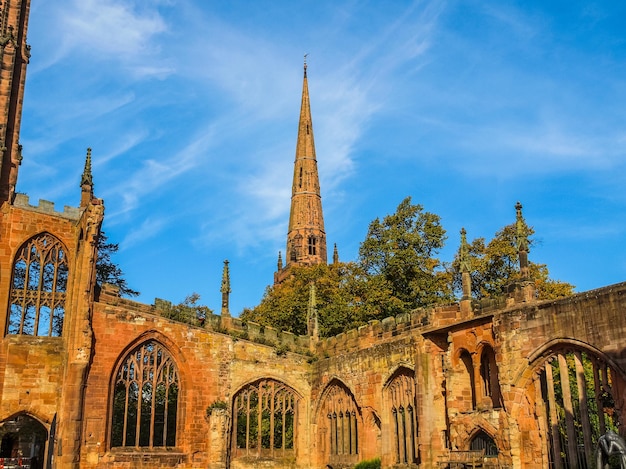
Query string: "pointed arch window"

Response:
xmin=459 ymin=349 xmax=476 ymax=410
xmin=470 ymin=430 xmax=498 ymax=457
xmin=480 ymin=346 xmax=502 ymax=408
xmin=232 ymin=379 xmax=299 ymax=459
xmin=319 ymin=381 xmax=360 ymax=466
xmin=387 ymin=368 xmax=419 ymax=465
xmin=111 ymin=341 xmax=179 ymax=448
xmin=7 ymin=233 xmax=68 ymax=337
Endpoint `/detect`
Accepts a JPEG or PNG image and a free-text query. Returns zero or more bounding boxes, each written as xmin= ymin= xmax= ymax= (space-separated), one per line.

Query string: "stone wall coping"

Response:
xmin=13 ymin=193 xmax=82 ymax=220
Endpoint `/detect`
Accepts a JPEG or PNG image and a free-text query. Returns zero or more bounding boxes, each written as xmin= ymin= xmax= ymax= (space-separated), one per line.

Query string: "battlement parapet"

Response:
xmin=151 ymin=297 xmax=311 ymax=353
xmin=316 ymin=306 xmax=437 ymax=356
xmin=99 ymin=283 xmax=155 ymax=315
xmin=13 ymin=193 xmax=81 ymax=220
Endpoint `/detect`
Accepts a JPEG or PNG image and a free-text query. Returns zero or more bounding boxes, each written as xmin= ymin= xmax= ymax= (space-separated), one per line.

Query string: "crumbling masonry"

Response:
xmin=0 ymin=2 xmax=625 ymax=468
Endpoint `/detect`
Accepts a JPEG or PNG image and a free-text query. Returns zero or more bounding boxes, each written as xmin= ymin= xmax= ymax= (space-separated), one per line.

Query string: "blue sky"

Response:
xmin=18 ymin=0 xmax=626 ymax=315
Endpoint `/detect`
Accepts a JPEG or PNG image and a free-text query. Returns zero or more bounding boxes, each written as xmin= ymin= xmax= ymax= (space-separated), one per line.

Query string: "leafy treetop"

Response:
xmin=95 ymin=232 xmax=139 ymax=298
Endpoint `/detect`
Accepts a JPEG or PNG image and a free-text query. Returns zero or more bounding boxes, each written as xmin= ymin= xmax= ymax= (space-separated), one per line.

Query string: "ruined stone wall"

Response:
xmin=0 ymin=196 xmax=105 ymax=468
xmin=312 ymin=328 xmax=418 ymax=467
xmin=492 ymin=283 xmax=626 ymax=469
xmin=0 ymin=200 xmax=82 ymax=426
xmin=81 ymin=296 xmax=312 ymax=469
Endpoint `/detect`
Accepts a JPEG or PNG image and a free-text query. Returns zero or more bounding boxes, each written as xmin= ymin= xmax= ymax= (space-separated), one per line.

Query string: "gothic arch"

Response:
xmin=108 ymin=338 xmax=182 ymax=449
xmin=6 ymin=232 xmax=70 ymax=337
xmin=231 ymin=378 xmax=301 ymax=460
xmin=316 ymin=378 xmax=362 ymax=467
xmin=313 ymin=378 xmax=360 ymax=424
xmin=467 ymin=427 xmax=499 ymax=456
xmin=382 ymin=363 xmax=415 ymax=389
xmin=456 ymin=348 xmax=476 ymax=411
xmin=513 ymin=339 xmax=626 ymax=468
xmin=478 ymin=344 xmax=502 ymax=409
xmin=515 ymin=338 xmax=626 ymax=391
xmin=232 ymin=375 xmax=304 ymax=400
xmin=108 ymin=330 xmax=190 ymax=384
xmin=0 ymin=412 xmax=50 ymax=468
xmin=383 ymin=366 xmax=419 ymax=465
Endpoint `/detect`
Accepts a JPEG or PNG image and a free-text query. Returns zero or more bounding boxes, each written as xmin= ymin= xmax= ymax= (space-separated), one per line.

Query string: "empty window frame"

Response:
xmin=110 ymin=341 xmax=179 ymax=448
xmin=232 ymin=379 xmax=299 ymax=459
xmin=8 ymin=233 xmax=68 ymax=337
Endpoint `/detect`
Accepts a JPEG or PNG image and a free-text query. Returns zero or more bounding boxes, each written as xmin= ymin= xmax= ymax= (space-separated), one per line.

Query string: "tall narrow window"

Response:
xmin=232 ymin=379 xmax=299 ymax=459
xmin=480 ymin=346 xmax=502 ymax=408
xmin=387 ymin=368 xmax=419 ymax=464
xmin=8 ymin=233 xmax=68 ymax=337
xmin=460 ymin=349 xmax=476 ymax=410
xmin=319 ymin=381 xmax=360 ymax=466
xmin=308 ymin=236 xmax=317 ymax=255
xmin=111 ymin=341 xmax=179 ymax=448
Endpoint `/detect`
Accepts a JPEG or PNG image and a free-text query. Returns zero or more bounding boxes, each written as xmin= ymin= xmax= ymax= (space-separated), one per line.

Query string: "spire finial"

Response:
xmin=460 ymin=227 xmax=473 ymax=301
xmin=515 ymin=202 xmax=530 ymax=279
xmin=459 ymin=228 xmax=470 ymax=274
xmin=333 ymin=243 xmax=339 ymax=264
xmin=515 ymin=201 xmax=529 ymax=253
xmin=304 ymin=53 xmax=308 ymax=76
xmin=307 ymin=281 xmax=319 ymax=342
xmin=81 ymin=147 xmax=93 ymax=187
xmin=220 ymin=259 xmax=231 ymax=317
xmin=80 ymin=147 xmax=94 ymax=207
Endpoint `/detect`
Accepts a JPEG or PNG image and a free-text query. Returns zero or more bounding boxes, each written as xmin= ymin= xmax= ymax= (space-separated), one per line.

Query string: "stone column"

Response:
xmin=207 ymin=408 xmax=231 ymax=469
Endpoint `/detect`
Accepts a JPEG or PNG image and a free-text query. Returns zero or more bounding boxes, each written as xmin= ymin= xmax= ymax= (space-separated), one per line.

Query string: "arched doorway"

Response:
xmin=531 ymin=348 xmax=625 ymax=468
xmin=0 ymin=414 xmax=48 ymax=469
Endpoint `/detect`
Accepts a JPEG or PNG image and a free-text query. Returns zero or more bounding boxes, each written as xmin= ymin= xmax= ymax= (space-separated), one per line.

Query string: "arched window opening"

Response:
xmin=319 ymin=381 xmax=360 ymax=467
xmin=460 ymin=350 xmax=476 ymax=410
xmin=387 ymin=368 xmax=419 ymax=465
xmin=470 ymin=430 xmax=498 ymax=457
xmin=0 ymin=414 xmax=48 ymax=469
xmin=480 ymin=346 xmax=502 ymax=408
xmin=538 ymin=350 xmax=621 ymax=468
xmin=299 ymin=167 xmax=303 ymax=188
xmin=8 ymin=234 xmax=68 ymax=337
xmin=308 ymin=236 xmax=317 ymax=256
xmin=110 ymin=341 xmax=179 ymax=448
xmin=232 ymin=379 xmax=299 ymax=459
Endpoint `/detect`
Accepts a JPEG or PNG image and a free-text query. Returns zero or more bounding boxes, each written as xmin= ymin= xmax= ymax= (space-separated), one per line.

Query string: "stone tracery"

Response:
xmin=110 ymin=341 xmax=179 ymax=448
xmin=7 ymin=233 xmax=68 ymax=337
xmin=232 ymin=378 xmax=299 ymax=460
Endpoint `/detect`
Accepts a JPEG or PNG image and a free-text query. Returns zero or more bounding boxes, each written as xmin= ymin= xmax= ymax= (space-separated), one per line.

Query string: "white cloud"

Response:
xmin=121 ymin=216 xmax=169 ymax=249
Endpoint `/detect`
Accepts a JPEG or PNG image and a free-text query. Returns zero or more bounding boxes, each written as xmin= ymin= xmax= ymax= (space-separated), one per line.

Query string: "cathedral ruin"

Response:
xmin=0 ymin=2 xmax=625 ymax=468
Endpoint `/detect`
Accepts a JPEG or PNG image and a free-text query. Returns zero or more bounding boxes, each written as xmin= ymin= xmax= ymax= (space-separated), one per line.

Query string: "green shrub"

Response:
xmin=353 ymin=458 xmax=381 ymax=469
xmin=206 ymin=400 xmax=228 ymax=417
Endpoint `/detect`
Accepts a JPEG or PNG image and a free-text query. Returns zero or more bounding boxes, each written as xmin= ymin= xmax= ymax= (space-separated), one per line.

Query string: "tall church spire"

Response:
xmin=0 ymin=0 xmax=31 ymax=204
xmin=275 ymin=59 xmax=327 ymax=284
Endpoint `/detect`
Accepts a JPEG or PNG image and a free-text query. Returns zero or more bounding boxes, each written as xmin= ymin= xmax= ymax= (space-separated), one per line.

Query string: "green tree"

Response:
xmin=452 ymin=223 xmax=574 ymax=300
xmin=358 ymin=196 xmax=453 ymax=311
xmin=161 ymin=293 xmax=212 ymax=326
xmin=241 ymin=263 xmax=368 ymax=337
xmin=96 ymin=232 xmax=139 ymax=297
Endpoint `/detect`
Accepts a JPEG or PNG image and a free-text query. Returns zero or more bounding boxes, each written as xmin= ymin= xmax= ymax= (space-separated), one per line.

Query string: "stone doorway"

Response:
xmin=0 ymin=414 xmax=48 ymax=469
xmin=536 ymin=350 xmax=624 ymax=469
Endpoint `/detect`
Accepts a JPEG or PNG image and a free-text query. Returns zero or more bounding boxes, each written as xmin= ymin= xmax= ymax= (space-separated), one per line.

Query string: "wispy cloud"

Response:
xmin=121 ymin=216 xmax=169 ymax=249
xmin=103 ymin=126 xmax=217 ymax=221
xmin=34 ymin=0 xmax=172 ymax=77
